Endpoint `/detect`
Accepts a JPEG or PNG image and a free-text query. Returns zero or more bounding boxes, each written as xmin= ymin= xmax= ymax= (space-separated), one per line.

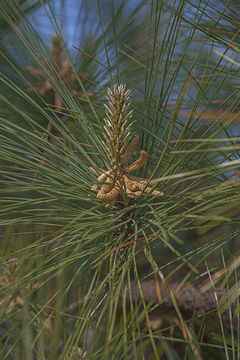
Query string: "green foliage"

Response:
xmin=0 ymin=0 xmax=240 ymax=359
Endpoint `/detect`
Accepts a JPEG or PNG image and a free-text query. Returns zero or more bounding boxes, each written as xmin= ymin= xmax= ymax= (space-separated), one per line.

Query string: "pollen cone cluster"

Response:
xmin=0 ymin=259 xmax=38 ymax=315
xmin=89 ymin=84 xmax=164 ymax=206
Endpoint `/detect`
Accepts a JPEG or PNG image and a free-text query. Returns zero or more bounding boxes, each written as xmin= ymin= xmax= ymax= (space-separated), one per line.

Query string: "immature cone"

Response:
xmin=104 ymin=84 xmax=133 ymax=173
